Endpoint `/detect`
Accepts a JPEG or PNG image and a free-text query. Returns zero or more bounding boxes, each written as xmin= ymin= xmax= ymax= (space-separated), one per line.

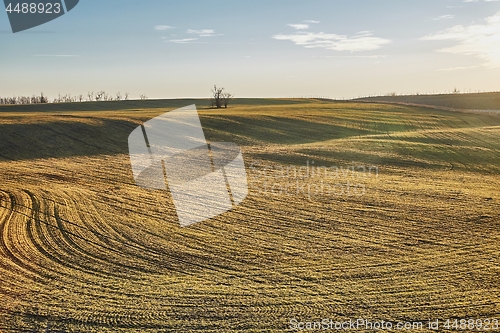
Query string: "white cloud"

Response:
xmin=421 ymin=12 xmax=500 ymax=67
xmin=187 ymin=29 xmax=219 ymax=37
xmin=304 ymin=20 xmax=320 ymax=24
xmin=356 ymin=30 xmax=374 ymax=37
xmin=313 ymin=55 xmax=387 ymax=59
xmin=273 ymin=30 xmax=391 ymax=52
xmin=155 ymin=25 xmax=173 ymax=30
xmin=165 ymin=28 xmax=221 ymax=44
xmin=433 ymin=15 xmax=455 ymax=20
xmin=288 ymin=24 xmax=309 ymax=30
xmin=169 ymin=38 xmax=198 ymax=44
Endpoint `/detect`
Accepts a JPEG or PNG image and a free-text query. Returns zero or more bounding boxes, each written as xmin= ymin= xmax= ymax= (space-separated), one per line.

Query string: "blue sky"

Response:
xmin=1 ymin=0 xmax=500 ymax=99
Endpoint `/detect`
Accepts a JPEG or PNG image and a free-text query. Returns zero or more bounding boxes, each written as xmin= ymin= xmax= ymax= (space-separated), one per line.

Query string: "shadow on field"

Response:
xmin=0 ymin=119 xmax=137 ymax=161
xmin=252 ymin=150 xmax=432 ymax=171
xmin=0 ymin=114 xmax=373 ymax=161
xmin=201 ymin=115 xmax=374 ymax=145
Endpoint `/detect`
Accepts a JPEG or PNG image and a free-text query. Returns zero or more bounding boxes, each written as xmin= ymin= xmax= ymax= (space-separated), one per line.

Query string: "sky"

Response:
xmin=1 ymin=0 xmax=500 ymax=99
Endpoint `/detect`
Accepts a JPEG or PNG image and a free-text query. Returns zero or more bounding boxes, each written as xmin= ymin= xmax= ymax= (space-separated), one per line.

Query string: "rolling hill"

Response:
xmin=355 ymin=92 xmax=500 ymax=112
xmin=0 ymin=99 xmax=499 ymax=332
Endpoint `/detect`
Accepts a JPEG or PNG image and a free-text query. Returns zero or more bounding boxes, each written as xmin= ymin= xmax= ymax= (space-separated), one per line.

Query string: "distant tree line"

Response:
xmin=0 ymin=91 xmax=144 ymax=105
xmin=0 ymin=93 xmax=48 ymax=105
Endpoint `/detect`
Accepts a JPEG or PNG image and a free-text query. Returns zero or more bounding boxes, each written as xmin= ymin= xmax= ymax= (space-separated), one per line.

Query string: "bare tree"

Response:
xmin=63 ymin=94 xmax=73 ymax=103
xmin=211 ymin=85 xmax=225 ymax=108
xmin=95 ymin=91 xmax=105 ymax=101
xmin=211 ymin=85 xmax=234 ymax=109
xmin=211 ymin=85 xmax=223 ymax=108
xmin=124 ymin=92 xmax=130 ymax=100
xmin=222 ymin=92 xmax=234 ymax=108
xmin=140 ymin=94 xmax=148 ymax=100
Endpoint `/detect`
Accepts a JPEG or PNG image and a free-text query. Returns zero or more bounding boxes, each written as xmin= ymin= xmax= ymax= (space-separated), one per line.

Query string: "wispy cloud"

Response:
xmin=288 ymin=24 xmax=309 ymax=30
xmin=303 ymin=20 xmax=320 ymax=24
xmin=313 ymin=55 xmax=387 ymax=59
xmin=32 ymin=54 xmax=79 ymax=57
xmin=356 ymin=30 xmax=374 ymax=37
xmin=273 ymin=28 xmax=391 ymax=52
xmin=164 ymin=28 xmax=221 ymax=44
xmin=169 ymin=38 xmax=199 ymax=44
xmin=433 ymin=15 xmax=454 ymax=20
xmin=155 ymin=25 xmax=173 ymax=30
xmin=187 ymin=29 xmax=220 ymax=37
xmin=421 ymin=11 xmax=500 ymax=67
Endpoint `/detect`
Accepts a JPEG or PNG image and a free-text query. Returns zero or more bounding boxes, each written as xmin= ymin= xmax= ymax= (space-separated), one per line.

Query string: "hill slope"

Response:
xmin=0 ymin=100 xmax=499 ymax=332
xmin=355 ymin=92 xmax=500 ymax=111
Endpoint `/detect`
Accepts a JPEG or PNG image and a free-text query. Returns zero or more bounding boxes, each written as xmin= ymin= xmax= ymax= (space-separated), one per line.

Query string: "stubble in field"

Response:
xmin=0 ymin=100 xmax=499 ymax=332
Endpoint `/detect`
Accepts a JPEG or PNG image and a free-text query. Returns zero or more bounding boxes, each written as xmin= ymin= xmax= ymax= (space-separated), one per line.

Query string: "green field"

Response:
xmin=0 ymin=99 xmax=499 ymax=332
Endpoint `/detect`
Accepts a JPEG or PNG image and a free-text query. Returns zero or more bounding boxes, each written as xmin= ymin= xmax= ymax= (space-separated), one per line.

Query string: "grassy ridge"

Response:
xmin=0 ymin=98 xmax=316 ymax=113
xmin=0 ymin=100 xmax=499 ymax=332
xmin=356 ymin=92 xmax=500 ymax=111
